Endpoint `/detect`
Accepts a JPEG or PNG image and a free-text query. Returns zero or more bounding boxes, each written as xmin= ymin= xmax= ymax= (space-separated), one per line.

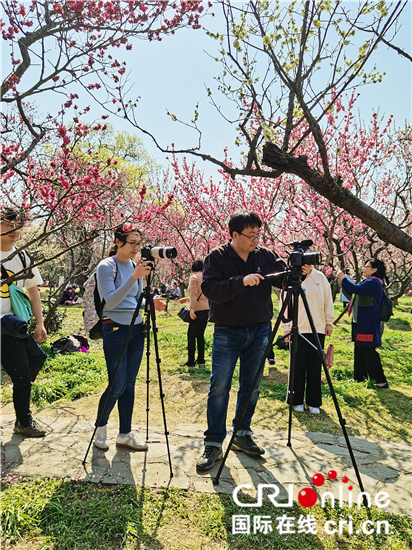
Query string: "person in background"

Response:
xmin=93 ymin=226 xmax=152 ymax=451
xmin=336 ymin=259 xmax=389 ymax=389
xmin=1 ymin=208 xmax=48 ymax=437
xmin=170 ymin=282 xmax=180 ymax=300
xmin=182 ymin=259 xmax=209 ymax=368
xmin=282 ymin=262 xmax=334 ymax=414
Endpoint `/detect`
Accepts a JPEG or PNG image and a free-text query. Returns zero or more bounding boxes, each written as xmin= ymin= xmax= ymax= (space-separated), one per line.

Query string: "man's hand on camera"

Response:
xmin=132 ymin=259 xmax=152 ymax=280
xmin=243 ymin=273 xmax=265 ymax=287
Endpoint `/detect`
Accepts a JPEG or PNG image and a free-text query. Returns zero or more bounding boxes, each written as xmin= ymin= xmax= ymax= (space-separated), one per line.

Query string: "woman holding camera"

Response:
xmin=337 ymin=259 xmax=389 ymax=389
xmin=183 ymin=259 xmax=209 ymax=368
xmin=93 ymin=226 xmax=152 ymax=451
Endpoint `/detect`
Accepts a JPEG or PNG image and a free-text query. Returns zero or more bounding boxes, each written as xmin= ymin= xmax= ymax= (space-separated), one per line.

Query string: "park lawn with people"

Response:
xmin=1 ymin=296 xmax=411 ymax=549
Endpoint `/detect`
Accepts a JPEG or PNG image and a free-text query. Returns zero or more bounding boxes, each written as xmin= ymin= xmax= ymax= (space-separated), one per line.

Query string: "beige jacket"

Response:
xmin=281 ymin=268 xmax=334 ymax=334
xmin=188 ymin=272 xmax=209 ymax=312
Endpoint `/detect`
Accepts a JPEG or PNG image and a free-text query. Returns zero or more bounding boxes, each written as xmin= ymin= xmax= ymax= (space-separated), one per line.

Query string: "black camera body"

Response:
xmin=141 ymin=244 xmax=177 ymax=261
xmin=288 ymin=240 xmax=321 ymax=268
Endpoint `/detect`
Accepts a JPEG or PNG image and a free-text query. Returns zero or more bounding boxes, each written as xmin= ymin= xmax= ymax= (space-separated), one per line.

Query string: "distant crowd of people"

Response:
xmin=151 ymin=282 xmax=184 ymax=300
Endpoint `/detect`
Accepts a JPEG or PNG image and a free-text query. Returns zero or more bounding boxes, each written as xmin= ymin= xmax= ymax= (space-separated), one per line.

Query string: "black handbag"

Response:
xmin=177 ymin=306 xmax=191 ymax=323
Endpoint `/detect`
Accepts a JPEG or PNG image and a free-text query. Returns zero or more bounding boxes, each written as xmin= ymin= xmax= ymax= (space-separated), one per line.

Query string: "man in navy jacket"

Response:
xmin=196 ymin=210 xmax=286 ymax=471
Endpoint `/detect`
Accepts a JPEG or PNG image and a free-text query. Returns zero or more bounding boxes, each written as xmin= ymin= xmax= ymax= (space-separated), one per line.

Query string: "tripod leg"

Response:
xmin=299 ymin=289 xmax=367 ymax=501
xmin=144 ymin=286 xmax=151 ymax=443
xmin=213 ymin=289 xmax=292 ymax=485
xmin=148 ymin=293 xmax=173 ymax=478
xmin=287 ymin=286 xmax=301 ymax=447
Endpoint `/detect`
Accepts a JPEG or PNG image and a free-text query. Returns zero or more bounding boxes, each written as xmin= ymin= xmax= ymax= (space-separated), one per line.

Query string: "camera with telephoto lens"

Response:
xmin=288 ymin=240 xmax=321 ymax=268
xmin=141 ymin=244 xmax=177 ymax=261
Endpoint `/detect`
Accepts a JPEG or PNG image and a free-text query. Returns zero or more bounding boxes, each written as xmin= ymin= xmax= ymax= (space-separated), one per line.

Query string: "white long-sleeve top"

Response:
xmin=281 ymin=268 xmax=335 ymax=335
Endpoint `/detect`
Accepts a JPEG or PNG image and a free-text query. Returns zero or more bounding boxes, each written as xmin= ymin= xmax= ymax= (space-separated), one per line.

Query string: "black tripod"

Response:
xmin=213 ymin=268 xmax=367 ymax=503
xmin=83 ymin=269 xmax=173 ymax=479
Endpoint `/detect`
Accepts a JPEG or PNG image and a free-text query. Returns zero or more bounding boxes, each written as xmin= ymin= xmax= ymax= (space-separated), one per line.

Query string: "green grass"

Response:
xmin=1 ymin=477 xmax=411 ymax=549
xmin=2 ymin=298 xmax=412 ymax=441
xmin=1 ymin=298 xmax=412 ymax=549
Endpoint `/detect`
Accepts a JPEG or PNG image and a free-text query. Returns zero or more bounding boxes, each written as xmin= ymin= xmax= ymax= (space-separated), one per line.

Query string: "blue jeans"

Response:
xmin=96 ymin=321 xmax=144 ymax=434
xmin=204 ymin=323 xmax=271 ymax=447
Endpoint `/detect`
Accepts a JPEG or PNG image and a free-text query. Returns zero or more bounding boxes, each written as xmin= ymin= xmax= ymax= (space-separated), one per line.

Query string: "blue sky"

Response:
xmin=3 ymin=2 xmax=411 ymax=179
xmin=125 ymin=3 xmax=412 ymax=175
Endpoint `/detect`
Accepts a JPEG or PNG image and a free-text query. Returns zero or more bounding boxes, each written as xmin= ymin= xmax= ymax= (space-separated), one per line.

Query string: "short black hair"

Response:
xmin=368 ymin=258 xmax=388 ymax=284
xmin=192 ymin=259 xmax=203 ymax=272
xmin=1 ymin=207 xmax=19 ymax=221
xmin=228 ymin=210 xmax=262 ymax=237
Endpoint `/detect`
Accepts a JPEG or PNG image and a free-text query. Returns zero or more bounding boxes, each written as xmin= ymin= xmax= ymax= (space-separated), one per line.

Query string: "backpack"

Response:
xmin=83 ymin=257 xmax=118 ymax=340
xmin=1 ymin=251 xmax=32 ymax=323
xmin=52 ymin=336 xmax=82 ymax=355
xmin=372 ymin=290 xmax=393 ymax=323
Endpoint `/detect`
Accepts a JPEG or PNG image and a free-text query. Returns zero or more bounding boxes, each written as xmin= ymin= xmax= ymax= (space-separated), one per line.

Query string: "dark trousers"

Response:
xmin=187 ymin=310 xmax=208 ymax=364
xmin=287 ymin=333 xmax=325 ymax=407
xmin=354 ymin=345 xmax=387 ymax=384
xmin=1 ymin=333 xmax=46 ymax=425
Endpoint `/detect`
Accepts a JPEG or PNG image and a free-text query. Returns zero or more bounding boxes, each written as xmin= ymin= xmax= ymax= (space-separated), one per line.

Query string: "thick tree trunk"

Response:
xmin=262 ymin=143 xmax=412 ymax=254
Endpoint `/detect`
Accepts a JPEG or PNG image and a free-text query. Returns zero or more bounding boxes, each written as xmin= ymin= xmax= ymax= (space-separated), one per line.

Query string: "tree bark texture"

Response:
xmin=262 ymin=143 xmax=412 ymax=254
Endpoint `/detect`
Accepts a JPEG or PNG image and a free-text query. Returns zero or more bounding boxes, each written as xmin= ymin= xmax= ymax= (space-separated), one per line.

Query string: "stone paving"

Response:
xmin=1 ymin=413 xmax=411 ymax=516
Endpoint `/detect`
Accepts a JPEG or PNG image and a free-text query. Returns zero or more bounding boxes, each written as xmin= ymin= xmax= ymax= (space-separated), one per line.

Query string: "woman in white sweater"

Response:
xmin=282 ymin=265 xmax=334 ymax=414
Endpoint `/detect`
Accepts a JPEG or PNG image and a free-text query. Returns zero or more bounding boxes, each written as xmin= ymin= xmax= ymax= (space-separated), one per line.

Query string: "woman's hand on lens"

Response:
xmin=301 ymin=264 xmax=312 ymax=276
xmin=132 ymin=260 xmax=152 ymax=280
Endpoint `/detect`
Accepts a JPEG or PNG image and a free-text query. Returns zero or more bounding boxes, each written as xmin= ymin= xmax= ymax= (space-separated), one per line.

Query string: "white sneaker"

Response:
xmin=307 ymin=406 xmax=320 ymax=415
xmin=116 ymin=432 xmax=148 ymax=451
xmin=293 ymin=404 xmax=304 ymax=413
xmin=94 ymin=425 xmax=109 ymax=450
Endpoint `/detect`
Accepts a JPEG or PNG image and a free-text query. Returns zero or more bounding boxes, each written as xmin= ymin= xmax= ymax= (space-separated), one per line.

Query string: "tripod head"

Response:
xmin=264 ymin=267 xmax=305 ymax=287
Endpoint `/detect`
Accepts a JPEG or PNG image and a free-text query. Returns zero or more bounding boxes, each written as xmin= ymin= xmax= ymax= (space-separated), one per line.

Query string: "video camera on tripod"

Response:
xmin=288 ymin=239 xmax=321 ymax=269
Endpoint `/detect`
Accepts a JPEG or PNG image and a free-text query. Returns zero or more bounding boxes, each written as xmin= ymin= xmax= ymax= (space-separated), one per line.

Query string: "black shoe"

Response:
xmin=268 ymin=359 xmax=276 ymax=365
xmin=196 ymin=360 xmax=206 ymax=367
xmin=14 ymin=419 xmax=46 ymax=438
xmin=181 ymin=361 xmax=195 ymax=368
xmin=232 ymin=434 xmax=265 ymax=457
xmin=375 ymin=382 xmax=389 ymax=389
xmin=196 ymin=446 xmax=223 ymax=471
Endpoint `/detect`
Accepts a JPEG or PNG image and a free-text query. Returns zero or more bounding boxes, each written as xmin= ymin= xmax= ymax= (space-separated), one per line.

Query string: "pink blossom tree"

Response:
xmin=135 ymin=1 xmax=412 ymax=253
xmin=1 ymin=0 xmax=206 ymax=172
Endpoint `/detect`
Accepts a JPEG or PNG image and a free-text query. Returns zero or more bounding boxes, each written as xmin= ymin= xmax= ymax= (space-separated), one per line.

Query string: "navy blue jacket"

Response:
xmin=341 ymin=275 xmax=383 ymax=347
xmin=201 ymin=242 xmax=286 ymax=326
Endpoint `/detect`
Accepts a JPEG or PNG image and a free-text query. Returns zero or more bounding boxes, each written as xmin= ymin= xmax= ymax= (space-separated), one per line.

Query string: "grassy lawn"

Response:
xmin=2 ymin=478 xmax=411 ymax=550
xmin=1 ymin=297 xmax=412 ymax=549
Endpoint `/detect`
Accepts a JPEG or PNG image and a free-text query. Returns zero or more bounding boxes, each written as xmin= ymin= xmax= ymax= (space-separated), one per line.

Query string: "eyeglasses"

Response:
xmin=1 ymin=220 xmax=18 ymax=230
xmin=239 ymin=232 xmax=262 ymax=242
xmin=2 ymin=220 xmax=16 ymax=228
xmin=126 ymin=241 xmax=140 ymax=248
